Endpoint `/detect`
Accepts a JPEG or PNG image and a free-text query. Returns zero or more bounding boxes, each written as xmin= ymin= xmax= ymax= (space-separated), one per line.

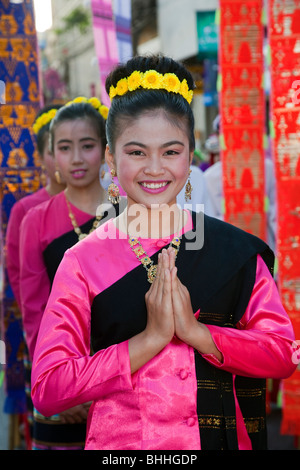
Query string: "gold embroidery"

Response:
xmin=244 ymin=417 xmax=265 ymax=434
xmin=198 ymin=415 xmax=237 ymax=429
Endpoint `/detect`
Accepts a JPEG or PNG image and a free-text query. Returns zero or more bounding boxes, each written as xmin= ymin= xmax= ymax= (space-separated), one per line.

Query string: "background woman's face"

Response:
xmin=54 ymin=118 xmax=103 ymax=189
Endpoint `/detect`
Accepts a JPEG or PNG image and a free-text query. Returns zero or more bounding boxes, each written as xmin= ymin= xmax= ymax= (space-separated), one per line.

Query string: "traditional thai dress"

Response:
xmin=31 ymin=211 xmax=296 ymax=450
xmin=19 ymin=190 xmax=119 ymax=450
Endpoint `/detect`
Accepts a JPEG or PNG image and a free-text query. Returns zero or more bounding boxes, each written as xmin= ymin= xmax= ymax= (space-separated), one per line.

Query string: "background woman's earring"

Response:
xmin=55 ymin=170 xmax=62 ymax=184
xmin=185 ymin=169 xmax=192 ymax=202
xmin=107 ymin=168 xmax=120 ymax=204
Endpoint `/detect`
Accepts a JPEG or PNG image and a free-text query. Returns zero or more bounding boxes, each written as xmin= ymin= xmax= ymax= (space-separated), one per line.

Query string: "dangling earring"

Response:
xmin=40 ymin=164 xmax=47 ymax=187
xmin=55 ymin=169 xmax=62 ymax=184
xmin=185 ymin=169 xmax=193 ymax=202
xmin=107 ymin=168 xmax=120 ymax=204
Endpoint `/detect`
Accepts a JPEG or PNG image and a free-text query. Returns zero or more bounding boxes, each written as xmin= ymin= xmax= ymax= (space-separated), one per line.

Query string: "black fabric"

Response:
xmin=90 ymin=212 xmax=274 ymax=450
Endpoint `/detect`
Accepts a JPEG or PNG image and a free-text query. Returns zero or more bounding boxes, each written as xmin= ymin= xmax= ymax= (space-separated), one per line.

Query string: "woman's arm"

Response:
xmin=202 ymin=255 xmax=297 ymax=379
xmin=31 ymin=249 xmax=133 ymax=417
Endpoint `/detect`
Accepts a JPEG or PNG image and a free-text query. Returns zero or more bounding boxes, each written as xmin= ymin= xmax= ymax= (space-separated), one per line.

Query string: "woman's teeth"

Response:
xmin=141 ymin=182 xmax=168 ymax=189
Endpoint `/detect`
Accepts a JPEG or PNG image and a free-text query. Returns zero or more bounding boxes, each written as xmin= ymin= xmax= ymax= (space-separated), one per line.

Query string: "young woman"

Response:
xmin=19 ymin=96 xmax=118 ymax=450
xmin=6 ymin=104 xmax=65 ymax=308
xmin=31 ymin=56 xmax=297 ymax=450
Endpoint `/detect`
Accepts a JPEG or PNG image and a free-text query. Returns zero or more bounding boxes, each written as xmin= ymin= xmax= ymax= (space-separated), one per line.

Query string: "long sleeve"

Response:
xmin=31 ymin=249 xmax=133 ymax=418
xmin=204 ymin=255 xmax=297 ymax=379
xmin=6 ymin=200 xmax=27 ymax=306
xmin=19 ymin=208 xmax=52 ymax=360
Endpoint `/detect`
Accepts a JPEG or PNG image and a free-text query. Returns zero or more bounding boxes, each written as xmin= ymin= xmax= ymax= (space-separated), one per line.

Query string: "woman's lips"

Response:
xmin=139 ymin=181 xmax=170 ymax=194
xmin=71 ymin=169 xmax=87 ymax=179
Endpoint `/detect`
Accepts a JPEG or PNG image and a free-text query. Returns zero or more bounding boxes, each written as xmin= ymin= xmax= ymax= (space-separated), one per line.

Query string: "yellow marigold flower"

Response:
xmin=116 ymin=78 xmax=128 ymax=96
xmin=187 ymin=90 xmax=194 ymax=104
xmin=163 ymin=73 xmax=181 ymax=93
xmin=73 ymin=96 xmax=87 ymax=104
xmin=109 ymin=86 xmax=117 ymax=100
xmin=180 ymin=79 xmax=189 ymax=101
xmin=100 ymin=105 xmax=109 ymax=120
xmin=89 ymin=97 xmax=101 ymax=110
xmin=128 ymin=71 xmax=143 ymax=91
xmin=142 ymin=70 xmax=163 ymax=89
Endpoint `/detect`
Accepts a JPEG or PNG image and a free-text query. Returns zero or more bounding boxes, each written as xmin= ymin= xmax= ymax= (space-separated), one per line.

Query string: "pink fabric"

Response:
xmin=31 ymin=216 xmax=297 ymax=450
xmin=5 ymin=187 xmax=50 ymax=307
xmin=19 ymin=191 xmax=94 ymax=360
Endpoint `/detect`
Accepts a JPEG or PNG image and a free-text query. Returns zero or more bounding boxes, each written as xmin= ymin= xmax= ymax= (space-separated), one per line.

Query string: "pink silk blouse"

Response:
xmin=31 ymin=216 xmax=297 ymax=450
xmin=19 ymin=190 xmax=95 ymax=360
xmin=6 ymin=187 xmax=50 ymax=307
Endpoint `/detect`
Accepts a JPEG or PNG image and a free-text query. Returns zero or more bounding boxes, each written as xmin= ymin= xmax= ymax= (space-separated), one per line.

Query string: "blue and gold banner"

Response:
xmin=0 ymin=0 xmax=42 ymax=414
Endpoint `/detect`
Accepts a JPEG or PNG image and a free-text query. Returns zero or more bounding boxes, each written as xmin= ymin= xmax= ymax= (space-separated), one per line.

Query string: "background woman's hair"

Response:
xmin=105 ymin=55 xmax=196 ymax=152
xmin=49 ymin=101 xmax=107 ymax=153
xmin=35 ymin=103 xmax=63 ymax=156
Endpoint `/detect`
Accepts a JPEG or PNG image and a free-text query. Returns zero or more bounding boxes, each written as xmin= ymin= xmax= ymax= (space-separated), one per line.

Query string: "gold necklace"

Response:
xmin=65 ymin=197 xmax=103 ymax=242
xmin=128 ymin=235 xmax=181 ymax=283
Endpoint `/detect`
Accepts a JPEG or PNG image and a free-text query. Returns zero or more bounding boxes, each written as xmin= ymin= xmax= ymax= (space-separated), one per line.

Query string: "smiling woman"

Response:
xmin=30 ymin=55 xmax=297 ymax=451
xmin=33 ymin=0 xmax=52 ymax=32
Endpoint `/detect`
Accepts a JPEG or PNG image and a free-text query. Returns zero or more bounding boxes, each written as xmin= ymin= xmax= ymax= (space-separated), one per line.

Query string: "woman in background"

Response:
xmin=19 ymin=96 xmax=117 ymax=450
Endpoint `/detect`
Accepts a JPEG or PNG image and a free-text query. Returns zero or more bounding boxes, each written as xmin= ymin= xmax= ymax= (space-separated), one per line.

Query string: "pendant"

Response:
xmin=79 ymin=233 xmax=88 ymax=241
xmin=147 ymin=264 xmax=157 ymax=284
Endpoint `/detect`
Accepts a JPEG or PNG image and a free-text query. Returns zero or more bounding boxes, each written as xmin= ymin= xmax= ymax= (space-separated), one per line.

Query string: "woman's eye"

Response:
xmin=165 ymin=150 xmax=179 ymax=156
xmin=129 ymin=150 xmax=145 ymax=156
xmin=58 ymin=145 xmax=69 ymax=152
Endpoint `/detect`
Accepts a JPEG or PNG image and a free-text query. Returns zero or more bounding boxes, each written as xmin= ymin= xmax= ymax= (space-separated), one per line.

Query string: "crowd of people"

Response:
xmin=4 ymin=54 xmax=297 ymax=450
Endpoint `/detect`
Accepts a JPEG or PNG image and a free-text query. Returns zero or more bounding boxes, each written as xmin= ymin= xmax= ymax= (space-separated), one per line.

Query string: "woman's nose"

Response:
xmin=72 ymin=147 xmax=84 ymax=163
xmin=144 ymin=155 xmax=164 ymax=175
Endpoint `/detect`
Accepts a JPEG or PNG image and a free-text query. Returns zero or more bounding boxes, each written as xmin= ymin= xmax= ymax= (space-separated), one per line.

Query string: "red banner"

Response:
xmin=219 ymin=0 xmax=266 ymax=240
xmin=268 ymin=0 xmax=300 ymax=436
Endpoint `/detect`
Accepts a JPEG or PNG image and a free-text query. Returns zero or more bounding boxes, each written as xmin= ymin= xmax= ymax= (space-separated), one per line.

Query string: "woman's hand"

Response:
xmin=59 ymin=402 xmax=92 ymax=424
xmin=144 ymin=249 xmax=175 ymax=348
xmin=128 ymin=249 xmax=175 ymax=373
xmin=169 ymin=248 xmax=223 ymax=362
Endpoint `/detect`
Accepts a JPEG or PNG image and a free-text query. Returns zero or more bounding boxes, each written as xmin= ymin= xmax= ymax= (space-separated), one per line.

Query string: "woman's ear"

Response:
xmin=189 ymin=150 xmax=194 ymax=166
xmin=105 ymin=144 xmax=115 ymax=171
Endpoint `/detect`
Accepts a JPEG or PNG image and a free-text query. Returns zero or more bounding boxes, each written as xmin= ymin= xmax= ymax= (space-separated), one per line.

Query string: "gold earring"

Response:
xmin=107 ymin=168 xmax=120 ymax=204
xmin=55 ymin=169 xmax=62 ymax=184
xmin=185 ymin=169 xmax=192 ymax=202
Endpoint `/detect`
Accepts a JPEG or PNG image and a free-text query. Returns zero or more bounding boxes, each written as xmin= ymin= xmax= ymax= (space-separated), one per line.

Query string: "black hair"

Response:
xmin=49 ymin=100 xmax=107 ymax=154
xmin=105 ymin=55 xmax=196 ymax=153
xmin=34 ymin=103 xmax=63 ymax=156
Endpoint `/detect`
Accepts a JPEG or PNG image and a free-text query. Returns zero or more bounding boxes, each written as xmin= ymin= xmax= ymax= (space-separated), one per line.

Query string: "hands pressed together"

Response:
xmin=128 ymin=247 xmax=223 ymax=374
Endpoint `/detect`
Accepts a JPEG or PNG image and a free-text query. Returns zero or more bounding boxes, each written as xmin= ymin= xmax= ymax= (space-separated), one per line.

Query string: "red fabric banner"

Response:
xmin=268 ymin=0 xmax=300 ymax=436
xmin=219 ymin=0 xmax=266 ymax=241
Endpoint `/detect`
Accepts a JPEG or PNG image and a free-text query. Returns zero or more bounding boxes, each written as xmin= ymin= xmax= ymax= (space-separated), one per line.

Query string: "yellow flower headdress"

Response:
xmin=33 ymin=108 xmax=58 ymax=135
xmin=65 ymin=96 xmax=109 ymax=120
xmin=109 ymin=70 xmax=194 ymax=104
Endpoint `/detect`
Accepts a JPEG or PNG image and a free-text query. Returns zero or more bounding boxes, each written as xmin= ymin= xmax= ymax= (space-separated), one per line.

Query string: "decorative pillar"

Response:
xmin=219 ymin=0 xmax=266 ymax=241
xmin=268 ymin=0 xmax=300 ymax=437
xmin=0 ymin=0 xmax=42 ymax=422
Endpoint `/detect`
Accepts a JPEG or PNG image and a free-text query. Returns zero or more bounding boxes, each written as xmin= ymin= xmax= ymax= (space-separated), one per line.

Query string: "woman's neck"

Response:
xmin=46 ymin=178 xmax=66 ymax=197
xmin=118 ymin=202 xmax=186 ymax=239
xmin=64 ymin=181 xmax=106 ymax=216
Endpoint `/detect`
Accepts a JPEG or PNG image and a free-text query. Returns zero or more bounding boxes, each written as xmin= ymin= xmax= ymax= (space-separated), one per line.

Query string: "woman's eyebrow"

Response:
xmin=123 ymin=140 xmax=184 ymax=148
